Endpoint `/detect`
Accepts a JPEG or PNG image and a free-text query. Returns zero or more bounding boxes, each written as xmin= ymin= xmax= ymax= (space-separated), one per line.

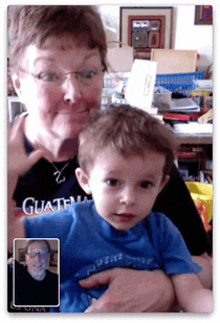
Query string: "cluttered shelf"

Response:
xmin=170 ymin=108 xmax=212 ymax=145
xmin=102 ymin=67 xmax=213 ymax=184
xmin=176 ymin=133 xmax=212 ymax=145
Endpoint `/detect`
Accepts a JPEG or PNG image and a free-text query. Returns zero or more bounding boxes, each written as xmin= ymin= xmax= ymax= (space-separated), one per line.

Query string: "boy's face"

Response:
xmin=76 ymin=147 xmax=169 ymax=231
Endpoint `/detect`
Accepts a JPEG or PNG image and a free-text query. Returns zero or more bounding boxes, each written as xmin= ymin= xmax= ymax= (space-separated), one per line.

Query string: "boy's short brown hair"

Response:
xmin=78 ymin=105 xmax=179 ymax=177
xmin=8 ymin=5 xmax=107 ymax=71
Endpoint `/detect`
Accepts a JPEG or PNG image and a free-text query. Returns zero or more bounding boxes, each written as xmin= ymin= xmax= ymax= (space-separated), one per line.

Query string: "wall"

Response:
xmin=99 ymin=5 xmax=213 ymax=73
xmin=174 ymin=5 xmax=213 ymax=72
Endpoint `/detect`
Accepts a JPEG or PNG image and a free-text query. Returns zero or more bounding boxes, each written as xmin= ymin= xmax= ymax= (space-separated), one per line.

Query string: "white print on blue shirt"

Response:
xmin=74 ymin=253 xmax=159 ymax=281
xmin=59 ymin=253 xmax=160 ymax=312
xmin=22 ymin=195 xmax=88 ymax=215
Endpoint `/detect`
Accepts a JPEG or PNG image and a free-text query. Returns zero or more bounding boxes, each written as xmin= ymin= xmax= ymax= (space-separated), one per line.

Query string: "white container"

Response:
xmin=153 ymin=87 xmax=172 ymax=109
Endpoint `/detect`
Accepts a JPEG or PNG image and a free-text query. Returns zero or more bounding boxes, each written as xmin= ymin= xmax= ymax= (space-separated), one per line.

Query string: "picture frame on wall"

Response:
xmin=120 ymin=6 xmax=174 ymax=59
xmin=194 ymin=5 xmax=213 ymax=25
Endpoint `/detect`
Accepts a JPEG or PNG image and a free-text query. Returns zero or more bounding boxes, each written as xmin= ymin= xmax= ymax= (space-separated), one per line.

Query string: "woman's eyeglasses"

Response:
xmin=20 ymin=67 xmax=105 ymax=88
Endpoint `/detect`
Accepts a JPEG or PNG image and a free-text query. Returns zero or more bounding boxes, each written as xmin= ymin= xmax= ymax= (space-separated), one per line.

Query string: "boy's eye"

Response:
xmin=140 ymin=181 xmax=153 ymax=189
xmin=106 ymin=179 xmax=119 ymax=187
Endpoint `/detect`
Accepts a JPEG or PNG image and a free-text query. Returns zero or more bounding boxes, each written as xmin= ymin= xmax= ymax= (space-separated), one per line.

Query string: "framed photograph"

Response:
xmin=120 ymin=7 xmax=173 ymax=58
xmin=195 ymin=5 xmax=213 ymax=25
xmin=7 ymin=97 xmax=26 ymax=122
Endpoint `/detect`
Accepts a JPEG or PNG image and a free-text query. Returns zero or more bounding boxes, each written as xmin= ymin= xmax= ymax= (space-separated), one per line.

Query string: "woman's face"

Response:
xmin=12 ymin=36 xmax=104 ymax=141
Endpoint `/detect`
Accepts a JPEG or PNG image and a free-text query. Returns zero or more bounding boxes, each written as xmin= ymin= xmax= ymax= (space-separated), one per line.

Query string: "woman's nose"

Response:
xmin=120 ymin=186 xmax=136 ymax=206
xmin=63 ymin=75 xmax=83 ymax=103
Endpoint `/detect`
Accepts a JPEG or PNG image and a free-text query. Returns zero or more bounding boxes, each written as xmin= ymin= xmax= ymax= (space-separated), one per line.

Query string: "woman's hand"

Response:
xmin=8 ymin=116 xmax=45 ymax=251
xmin=79 ymin=268 xmax=175 ymax=313
xmin=8 ymin=116 xmax=44 ymax=198
xmin=8 ymin=116 xmax=44 ymax=178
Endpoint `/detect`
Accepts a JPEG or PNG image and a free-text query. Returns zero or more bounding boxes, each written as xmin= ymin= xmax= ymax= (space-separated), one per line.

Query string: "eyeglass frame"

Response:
xmin=26 ymin=251 xmax=50 ymax=259
xmin=18 ymin=65 xmax=106 ymax=88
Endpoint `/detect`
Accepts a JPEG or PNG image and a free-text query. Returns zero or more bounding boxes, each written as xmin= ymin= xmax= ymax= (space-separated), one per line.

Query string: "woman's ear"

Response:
xmin=75 ymin=167 xmax=92 ymax=195
xmin=159 ymin=175 xmax=170 ymax=194
xmin=11 ymin=72 xmax=22 ymax=97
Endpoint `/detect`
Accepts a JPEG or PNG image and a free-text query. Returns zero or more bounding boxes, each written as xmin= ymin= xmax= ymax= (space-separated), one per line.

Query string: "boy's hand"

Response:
xmin=79 ymin=268 xmax=174 ymax=313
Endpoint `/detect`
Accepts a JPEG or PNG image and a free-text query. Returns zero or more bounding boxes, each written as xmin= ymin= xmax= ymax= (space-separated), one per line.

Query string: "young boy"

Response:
xmin=9 ymin=105 xmax=213 ymax=313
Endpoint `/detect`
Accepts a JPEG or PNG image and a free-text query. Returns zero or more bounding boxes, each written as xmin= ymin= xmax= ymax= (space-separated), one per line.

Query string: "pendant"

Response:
xmin=53 ymin=171 xmax=66 ymax=184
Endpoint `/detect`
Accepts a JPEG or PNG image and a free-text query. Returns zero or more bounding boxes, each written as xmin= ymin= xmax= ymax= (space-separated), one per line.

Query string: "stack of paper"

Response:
xmin=174 ymin=122 xmax=213 ymax=134
xmin=169 ymin=98 xmax=200 ymax=113
xmin=125 ymin=59 xmax=158 ymax=114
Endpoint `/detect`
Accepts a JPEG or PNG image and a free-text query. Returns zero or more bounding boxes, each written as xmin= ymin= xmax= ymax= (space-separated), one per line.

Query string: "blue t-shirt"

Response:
xmin=24 ymin=200 xmax=201 ymax=313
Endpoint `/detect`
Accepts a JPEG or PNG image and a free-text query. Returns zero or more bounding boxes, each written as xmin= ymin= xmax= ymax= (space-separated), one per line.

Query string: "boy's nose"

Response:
xmin=120 ymin=187 xmax=136 ymax=206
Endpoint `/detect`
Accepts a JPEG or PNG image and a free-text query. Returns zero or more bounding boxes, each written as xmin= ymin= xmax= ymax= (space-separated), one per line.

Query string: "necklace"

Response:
xmin=50 ymin=160 xmax=72 ymax=184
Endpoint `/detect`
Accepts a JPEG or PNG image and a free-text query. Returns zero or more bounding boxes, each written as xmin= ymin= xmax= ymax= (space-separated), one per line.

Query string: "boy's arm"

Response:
xmin=172 ymin=273 xmax=213 ymax=313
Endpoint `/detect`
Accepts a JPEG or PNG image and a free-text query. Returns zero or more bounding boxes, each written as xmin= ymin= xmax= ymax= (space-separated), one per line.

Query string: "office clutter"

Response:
xmin=102 ymin=57 xmax=213 ymax=185
xmin=153 ymin=88 xmax=200 ymax=113
xmin=151 ymin=49 xmax=198 ymax=74
xmin=177 ymin=143 xmax=212 ymax=183
xmin=186 ymin=182 xmax=213 ymax=232
xmin=153 ymin=87 xmax=172 ymax=110
xmin=102 ymin=61 xmax=212 ymax=123
xmin=125 ymin=59 xmax=158 ymax=113
xmin=190 ymin=79 xmax=213 ymax=110
xmin=155 ymin=71 xmax=205 ymax=98
xmin=103 ymin=59 xmax=159 ymax=114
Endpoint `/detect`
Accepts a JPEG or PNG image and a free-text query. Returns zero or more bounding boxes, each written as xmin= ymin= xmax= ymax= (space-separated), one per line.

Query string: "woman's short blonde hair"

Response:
xmin=8 ymin=5 xmax=107 ymax=71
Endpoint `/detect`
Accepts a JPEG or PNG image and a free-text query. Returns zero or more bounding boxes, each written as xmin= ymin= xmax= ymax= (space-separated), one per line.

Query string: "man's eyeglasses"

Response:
xmin=26 ymin=252 xmax=49 ymax=258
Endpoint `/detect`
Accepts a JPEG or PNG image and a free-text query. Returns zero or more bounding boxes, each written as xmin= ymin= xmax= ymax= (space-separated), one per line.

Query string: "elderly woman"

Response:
xmin=8 ymin=5 xmax=212 ymax=313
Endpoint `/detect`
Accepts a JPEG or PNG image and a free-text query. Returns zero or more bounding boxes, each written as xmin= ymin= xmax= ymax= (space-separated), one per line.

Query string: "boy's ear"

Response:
xmin=159 ymin=175 xmax=170 ymax=193
xmin=75 ymin=167 xmax=92 ymax=195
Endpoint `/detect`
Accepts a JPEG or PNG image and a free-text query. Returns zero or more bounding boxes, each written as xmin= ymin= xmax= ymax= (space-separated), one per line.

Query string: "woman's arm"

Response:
xmin=8 ymin=117 xmax=44 ymax=181
xmin=172 ymin=273 xmax=213 ymax=313
xmin=192 ymin=253 xmax=212 ymax=289
xmin=153 ymin=165 xmax=212 ymax=291
xmin=79 ymin=268 xmax=175 ymax=313
xmin=79 ymin=252 xmax=212 ymax=313
xmin=8 ymin=116 xmax=44 ymax=251
xmin=8 ymin=211 xmax=25 ymax=253
xmin=153 ymin=164 xmax=212 ymax=256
